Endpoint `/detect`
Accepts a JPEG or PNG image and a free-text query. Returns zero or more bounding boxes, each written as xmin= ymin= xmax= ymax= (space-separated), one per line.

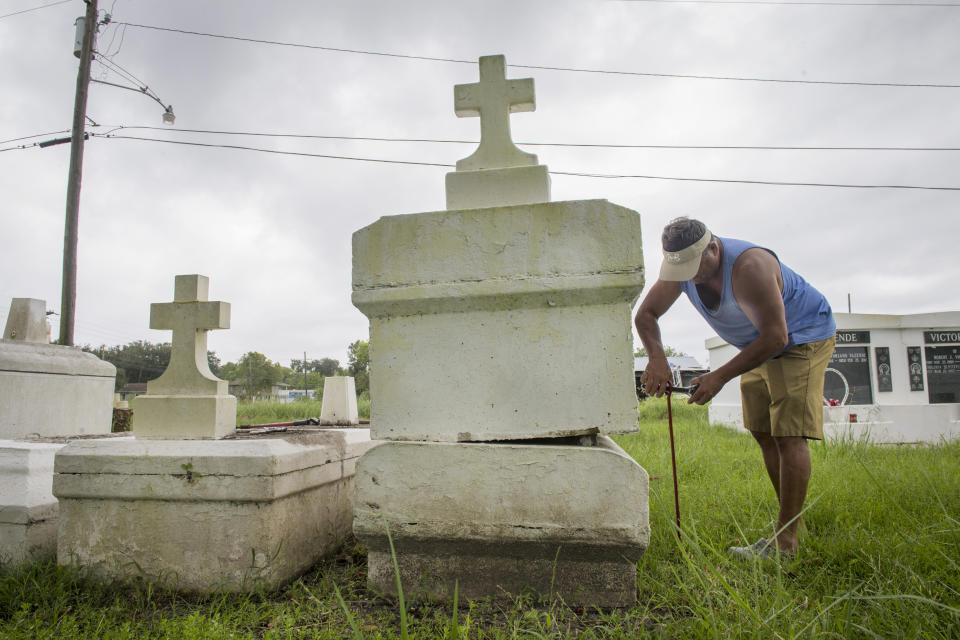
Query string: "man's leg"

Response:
xmin=733 ymin=338 xmax=833 ymax=559
xmin=750 ymin=430 xmax=781 ymax=500
xmin=770 ymin=435 xmax=811 ymax=553
xmin=766 ymin=338 xmax=834 ymax=553
xmin=741 ymin=367 xmax=776 ymax=497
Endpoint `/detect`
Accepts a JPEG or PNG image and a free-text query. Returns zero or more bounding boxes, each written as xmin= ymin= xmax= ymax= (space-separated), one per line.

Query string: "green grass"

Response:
xmin=237 ymin=399 xmax=326 ymax=425
xmin=3 ymin=399 xmax=958 ymax=638
xmin=235 ymin=394 xmax=371 ymax=426
xmin=128 ymin=395 xmax=371 ymax=430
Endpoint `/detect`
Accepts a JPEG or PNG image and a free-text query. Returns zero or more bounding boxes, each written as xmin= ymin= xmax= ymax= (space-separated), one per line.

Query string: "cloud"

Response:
xmin=2 ymin=0 xmax=958 ymax=371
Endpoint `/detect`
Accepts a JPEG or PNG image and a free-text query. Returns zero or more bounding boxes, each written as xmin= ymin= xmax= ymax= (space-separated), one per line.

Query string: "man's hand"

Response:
xmin=635 ymin=280 xmax=683 ymax=398
xmin=640 ymin=358 xmax=673 ymax=398
xmin=687 ymin=371 xmax=727 ymax=405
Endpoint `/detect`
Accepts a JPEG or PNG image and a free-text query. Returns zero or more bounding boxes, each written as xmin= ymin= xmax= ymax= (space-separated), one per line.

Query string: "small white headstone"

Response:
xmin=319 ymin=376 xmax=359 ymax=426
xmin=133 ymin=275 xmax=236 ymax=439
xmin=3 ymin=299 xmax=48 ymax=343
xmin=446 ymin=55 xmax=550 ymax=210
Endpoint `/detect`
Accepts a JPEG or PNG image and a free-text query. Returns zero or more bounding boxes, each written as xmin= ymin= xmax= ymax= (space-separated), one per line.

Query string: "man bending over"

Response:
xmin=635 ymin=217 xmax=835 ymax=559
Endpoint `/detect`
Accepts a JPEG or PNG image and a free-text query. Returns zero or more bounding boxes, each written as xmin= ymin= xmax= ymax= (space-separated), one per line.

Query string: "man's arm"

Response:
xmin=634 ymin=280 xmax=682 ymax=398
xmin=688 ymin=249 xmax=788 ymax=405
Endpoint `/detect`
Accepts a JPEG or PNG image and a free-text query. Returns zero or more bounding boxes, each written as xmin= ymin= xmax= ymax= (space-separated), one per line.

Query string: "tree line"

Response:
xmin=83 ymin=339 xmax=370 ymax=401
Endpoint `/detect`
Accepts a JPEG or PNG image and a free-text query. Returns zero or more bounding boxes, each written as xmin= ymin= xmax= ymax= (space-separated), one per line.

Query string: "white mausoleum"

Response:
xmin=707 ymin=311 xmax=960 ymax=444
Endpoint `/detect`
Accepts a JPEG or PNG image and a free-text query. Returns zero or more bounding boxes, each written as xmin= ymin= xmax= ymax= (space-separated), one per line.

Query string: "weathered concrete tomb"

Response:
xmin=351 ymin=55 xmax=650 ymax=607
xmin=0 ymin=297 xmax=115 ymax=564
xmin=54 ymin=275 xmax=375 ymax=591
xmin=54 ymin=428 xmax=374 ymax=591
xmin=1 ymin=298 xmax=115 ymax=440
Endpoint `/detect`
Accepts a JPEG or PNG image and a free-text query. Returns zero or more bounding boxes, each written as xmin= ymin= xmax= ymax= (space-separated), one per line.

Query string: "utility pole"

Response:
xmin=303 ymin=351 xmax=308 ymax=400
xmin=59 ymin=0 xmax=98 ymax=346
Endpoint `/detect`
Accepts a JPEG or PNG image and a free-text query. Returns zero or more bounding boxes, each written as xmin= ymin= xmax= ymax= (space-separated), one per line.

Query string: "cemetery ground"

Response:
xmin=235 ymin=398 xmax=371 ymax=426
xmin=2 ymin=401 xmax=957 ymax=639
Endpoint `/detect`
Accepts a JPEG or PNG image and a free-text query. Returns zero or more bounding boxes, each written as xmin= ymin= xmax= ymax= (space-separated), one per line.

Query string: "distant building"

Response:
xmin=634 ymin=356 xmax=708 ymax=398
xmin=707 ymin=311 xmax=960 ymax=443
xmin=226 ymin=381 xmax=295 ymax=402
xmin=278 ymin=388 xmax=316 ymax=403
xmin=118 ymin=382 xmax=147 ymax=401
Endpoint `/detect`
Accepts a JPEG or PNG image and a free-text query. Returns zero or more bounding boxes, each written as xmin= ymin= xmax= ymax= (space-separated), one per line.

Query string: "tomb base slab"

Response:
xmin=132 ymin=394 xmax=237 ymax=439
xmin=54 ymin=429 xmax=376 ymax=592
xmin=353 ymin=437 xmax=649 ymax=607
xmin=0 ymin=440 xmax=65 ymax=564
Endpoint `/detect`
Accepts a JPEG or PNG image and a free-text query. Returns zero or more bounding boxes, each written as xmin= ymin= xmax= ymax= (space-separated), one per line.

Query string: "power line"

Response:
xmin=116 ymin=22 xmax=960 ymax=89
xmin=551 ymin=169 xmax=960 ymax=190
xmin=105 ymin=125 xmax=960 ymax=152
xmin=93 ymin=55 xmax=169 ymax=107
xmin=99 ymin=20 xmax=129 ymax=59
xmin=0 ymin=129 xmax=71 ymax=145
xmin=91 ymin=132 xmax=960 ymax=191
xmin=4 ymin=125 xmax=958 ymax=153
xmin=117 ymin=22 xmax=475 ymax=64
xmin=94 ymin=55 xmax=149 ymax=92
xmin=92 ymin=133 xmax=457 ymax=168
xmin=509 ymin=61 xmax=960 ymax=89
xmin=0 ymin=0 xmax=71 ymax=21
xmin=619 ymin=0 xmax=960 ymax=6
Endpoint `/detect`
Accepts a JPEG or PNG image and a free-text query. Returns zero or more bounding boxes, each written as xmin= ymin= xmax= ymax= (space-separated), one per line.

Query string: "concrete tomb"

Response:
xmin=54 ymin=429 xmax=375 ymax=591
xmin=1 ymin=298 xmax=115 ymax=439
xmin=351 ymin=55 xmax=649 ymax=606
xmin=319 ymin=376 xmax=360 ymax=426
xmin=0 ymin=441 xmax=67 ymax=565
xmin=55 ymin=275 xmax=375 ymax=591
xmin=708 ymin=311 xmax=960 ymax=443
xmin=1 ymin=297 xmax=116 ymax=564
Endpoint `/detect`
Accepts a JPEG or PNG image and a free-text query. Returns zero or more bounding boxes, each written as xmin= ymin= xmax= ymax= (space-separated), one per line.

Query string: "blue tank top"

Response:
xmin=680 ymin=236 xmax=835 ymax=352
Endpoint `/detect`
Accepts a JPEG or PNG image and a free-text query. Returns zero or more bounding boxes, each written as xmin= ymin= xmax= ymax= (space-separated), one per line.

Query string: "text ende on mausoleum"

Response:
xmin=836 ymin=330 xmax=870 ymax=344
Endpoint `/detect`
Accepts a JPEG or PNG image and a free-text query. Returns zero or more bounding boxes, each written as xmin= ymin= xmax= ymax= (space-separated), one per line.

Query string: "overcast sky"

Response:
xmin=2 ymin=0 xmax=958 ymax=370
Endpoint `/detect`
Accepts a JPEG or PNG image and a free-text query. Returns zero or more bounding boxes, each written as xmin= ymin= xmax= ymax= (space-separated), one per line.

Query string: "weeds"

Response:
xmin=237 ymin=395 xmax=371 ymax=426
xmin=2 ymin=399 xmax=957 ymax=638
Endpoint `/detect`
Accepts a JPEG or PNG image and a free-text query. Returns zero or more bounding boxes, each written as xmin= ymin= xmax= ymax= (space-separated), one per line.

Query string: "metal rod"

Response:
xmin=666 ymin=386 xmax=682 ymax=541
xmin=90 ymin=78 xmax=168 ymax=110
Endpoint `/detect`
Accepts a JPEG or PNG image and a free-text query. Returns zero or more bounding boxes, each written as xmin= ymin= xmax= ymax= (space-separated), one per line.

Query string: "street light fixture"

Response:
xmin=89 ymin=78 xmax=175 ymax=124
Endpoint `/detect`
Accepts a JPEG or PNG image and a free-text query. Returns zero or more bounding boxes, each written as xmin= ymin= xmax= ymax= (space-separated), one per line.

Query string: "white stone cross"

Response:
xmin=454 ymin=55 xmax=538 ymax=172
xmin=146 ymin=274 xmax=230 ymax=396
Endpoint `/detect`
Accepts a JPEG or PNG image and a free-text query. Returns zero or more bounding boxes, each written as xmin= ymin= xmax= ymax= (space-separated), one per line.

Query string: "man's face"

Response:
xmin=691 ymin=241 xmax=719 ymax=284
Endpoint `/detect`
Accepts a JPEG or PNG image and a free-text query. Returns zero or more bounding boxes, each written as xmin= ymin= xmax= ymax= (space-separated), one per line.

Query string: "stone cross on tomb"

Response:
xmin=454 ymin=54 xmax=538 ymax=171
xmin=146 ymin=274 xmax=230 ymax=397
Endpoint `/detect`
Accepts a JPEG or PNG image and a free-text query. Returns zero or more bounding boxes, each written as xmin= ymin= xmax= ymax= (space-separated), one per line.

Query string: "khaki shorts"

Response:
xmin=740 ymin=336 xmax=836 ymax=440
